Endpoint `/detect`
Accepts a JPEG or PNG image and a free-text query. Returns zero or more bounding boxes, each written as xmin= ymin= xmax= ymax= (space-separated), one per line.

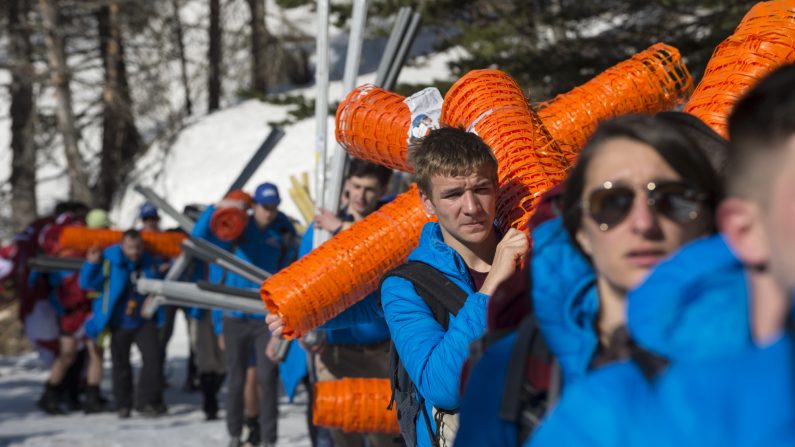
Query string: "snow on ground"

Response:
xmin=0 ymin=313 xmax=312 ymax=447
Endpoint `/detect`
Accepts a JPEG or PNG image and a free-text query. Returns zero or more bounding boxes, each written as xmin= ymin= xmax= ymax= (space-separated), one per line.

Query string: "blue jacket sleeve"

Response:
xmin=212 ymin=309 xmax=225 ymax=335
xmin=321 ymin=293 xmax=383 ymax=330
xmin=79 ymin=260 xmax=105 ymax=291
xmin=381 ymin=276 xmax=488 ymax=410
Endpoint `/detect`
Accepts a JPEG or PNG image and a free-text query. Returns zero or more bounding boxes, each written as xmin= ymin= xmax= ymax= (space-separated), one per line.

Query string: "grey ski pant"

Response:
xmin=222 ymin=317 xmax=278 ymax=442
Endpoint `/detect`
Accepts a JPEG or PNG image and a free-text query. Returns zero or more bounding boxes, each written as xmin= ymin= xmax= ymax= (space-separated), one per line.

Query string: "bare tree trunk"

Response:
xmin=171 ymin=0 xmax=192 ymax=115
xmin=38 ymin=0 xmax=93 ymax=205
xmin=8 ymin=0 xmax=38 ymax=233
xmin=247 ymin=0 xmax=267 ymax=94
xmin=208 ymin=0 xmax=221 ymax=111
xmin=96 ymin=1 xmax=141 ymax=210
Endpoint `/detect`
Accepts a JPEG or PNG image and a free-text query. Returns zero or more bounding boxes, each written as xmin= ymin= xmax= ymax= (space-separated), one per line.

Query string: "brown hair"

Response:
xmin=407 ymin=126 xmax=498 ymax=197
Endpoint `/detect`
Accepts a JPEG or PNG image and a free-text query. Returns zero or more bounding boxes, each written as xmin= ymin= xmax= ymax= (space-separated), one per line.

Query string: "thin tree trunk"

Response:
xmin=208 ymin=0 xmax=221 ymax=111
xmin=97 ymin=1 xmax=141 ymax=210
xmin=171 ymin=0 xmax=192 ymax=115
xmin=247 ymin=0 xmax=267 ymax=94
xmin=8 ymin=0 xmax=38 ymax=233
xmin=38 ymin=0 xmax=93 ymax=205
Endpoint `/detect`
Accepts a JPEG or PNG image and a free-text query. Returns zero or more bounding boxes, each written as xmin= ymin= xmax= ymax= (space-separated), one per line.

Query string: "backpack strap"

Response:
xmin=384 ymin=261 xmax=469 ymax=330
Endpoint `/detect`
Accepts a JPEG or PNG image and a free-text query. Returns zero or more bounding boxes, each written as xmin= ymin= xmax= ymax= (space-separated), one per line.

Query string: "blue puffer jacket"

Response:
xmin=191 ymin=205 xmax=297 ymax=333
xmin=531 ymin=218 xmax=598 ymax=387
xmin=325 ymin=222 xmax=490 ymax=447
xmin=455 ymin=218 xmax=595 ymax=447
xmin=527 ymin=235 xmax=780 ymax=447
xmin=80 ymin=244 xmax=159 ymax=339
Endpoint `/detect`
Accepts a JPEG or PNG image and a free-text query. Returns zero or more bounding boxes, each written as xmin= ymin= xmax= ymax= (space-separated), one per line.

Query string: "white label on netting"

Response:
xmin=404 ymin=87 xmax=443 ymax=145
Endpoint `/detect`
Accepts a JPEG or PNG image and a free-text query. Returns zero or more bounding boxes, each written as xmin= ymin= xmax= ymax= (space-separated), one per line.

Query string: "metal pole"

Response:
xmin=317 ymin=0 xmax=369 ymax=246
xmin=134 ymin=185 xmax=195 ymax=233
xmin=226 ymin=126 xmax=285 ymax=194
xmin=183 ymin=238 xmax=272 ymax=282
xmin=137 ymin=278 xmax=266 ymax=315
xmin=313 ymin=0 xmax=331 ymax=248
xmin=28 ymin=256 xmax=83 ymax=272
xmin=383 ymin=11 xmax=422 ymax=91
xmin=375 ymin=7 xmax=411 ymax=87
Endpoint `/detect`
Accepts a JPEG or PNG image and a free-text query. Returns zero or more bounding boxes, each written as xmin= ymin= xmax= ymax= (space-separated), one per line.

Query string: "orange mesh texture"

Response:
xmin=537 ymin=43 xmax=693 ymax=164
xmin=210 ymin=207 xmax=248 ymax=242
xmin=260 ymin=185 xmax=432 ymax=338
xmin=313 ymin=378 xmax=399 ymax=434
xmin=684 ymin=1 xmax=795 ymax=138
xmin=442 ymin=69 xmax=569 ymax=233
xmin=336 ymin=84 xmax=413 ymax=172
xmin=59 ymin=227 xmax=186 ymax=258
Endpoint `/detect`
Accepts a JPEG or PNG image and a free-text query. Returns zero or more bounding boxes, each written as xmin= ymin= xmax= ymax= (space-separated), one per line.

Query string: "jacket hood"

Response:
xmin=628 ymin=234 xmax=751 ymax=363
xmin=531 ymin=218 xmax=599 ymax=385
xmin=407 ymin=222 xmax=475 ymax=288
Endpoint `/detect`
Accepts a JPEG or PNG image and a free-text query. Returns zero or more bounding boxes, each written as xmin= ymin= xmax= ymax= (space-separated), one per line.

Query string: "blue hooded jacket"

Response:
xmin=325 ymin=222 xmax=490 ymax=447
xmin=527 ymin=235 xmax=793 ymax=447
xmin=191 ymin=205 xmax=297 ymax=333
xmin=455 ymin=218 xmax=596 ymax=447
xmin=79 ymin=244 xmax=159 ymax=339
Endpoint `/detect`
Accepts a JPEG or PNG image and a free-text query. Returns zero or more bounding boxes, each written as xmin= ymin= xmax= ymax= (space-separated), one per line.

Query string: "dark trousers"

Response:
xmin=223 ymin=317 xmax=279 ymax=443
xmin=110 ymin=320 xmax=164 ymax=409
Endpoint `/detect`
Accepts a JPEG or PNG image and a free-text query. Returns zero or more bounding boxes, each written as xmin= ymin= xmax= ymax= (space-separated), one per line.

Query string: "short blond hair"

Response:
xmin=407 ymin=127 xmax=498 ymax=196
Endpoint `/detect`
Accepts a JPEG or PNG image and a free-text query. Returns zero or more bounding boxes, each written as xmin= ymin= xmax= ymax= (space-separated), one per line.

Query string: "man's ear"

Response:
xmin=717 ymin=198 xmax=770 ymax=267
xmin=419 ymin=188 xmax=436 ymax=216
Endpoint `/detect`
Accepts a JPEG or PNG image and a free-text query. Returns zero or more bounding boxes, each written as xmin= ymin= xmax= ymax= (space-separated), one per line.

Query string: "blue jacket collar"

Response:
xmin=407 ymin=222 xmax=474 ymax=288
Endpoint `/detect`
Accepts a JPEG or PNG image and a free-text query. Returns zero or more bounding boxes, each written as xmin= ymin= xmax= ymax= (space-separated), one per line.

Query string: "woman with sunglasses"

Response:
xmin=454 ymin=113 xmax=723 ymax=447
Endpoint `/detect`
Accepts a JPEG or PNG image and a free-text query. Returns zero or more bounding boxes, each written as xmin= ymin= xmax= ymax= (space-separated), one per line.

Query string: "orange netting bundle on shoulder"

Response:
xmin=59 ymin=227 xmax=186 ymax=258
xmin=684 ymin=0 xmax=795 ymax=138
xmin=336 ymin=84 xmax=413 ymax=172
xmin=260 ymin=185 xmax=431 ymax=338
xmin=537 ymin=42 xmax=693 ymax=164
xmin=441 ymin=69 xmax=569 ymax=233
xmin=313 ymin=378 xmax=399 ymax=434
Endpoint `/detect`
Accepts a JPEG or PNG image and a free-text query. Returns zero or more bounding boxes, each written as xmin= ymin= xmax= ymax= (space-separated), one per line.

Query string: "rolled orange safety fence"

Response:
xmin=336 ymin=84 xmax=412 ymax=172
xmin=59 ymin=227 xmax=186 ymax=258
xmin=313 ymin=378 xmax=399 ymax=434
xmin=537 ymin=43 xmax=693 ymax=165
xmin=210 ymin=207 xmax=248 ymax=242
xmin=260 ymin=185 xmax=432 ymax=338
xmin=442 ymin=69 xmax=569 ymax=233
xmin=684 ymin=1 xmax=795 ymax=138
xmin=337 ymin=44 xmax=691 ymax=171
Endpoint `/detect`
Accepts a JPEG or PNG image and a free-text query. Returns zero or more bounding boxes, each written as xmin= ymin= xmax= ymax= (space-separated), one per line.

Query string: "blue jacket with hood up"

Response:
xmin=324 ymin=222 xmax=490 ymax=447
xmin=527 ymin=235 xmax=795 ymax=447
xmin=79 ymin=244 xmax=160 ymax=339
xmin=455 ymin=217 xmax=596 ymax=447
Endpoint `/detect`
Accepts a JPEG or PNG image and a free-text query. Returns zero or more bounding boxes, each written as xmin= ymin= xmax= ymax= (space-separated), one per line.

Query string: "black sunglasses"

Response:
xmin=582 ymin=181 xmax=708 ymax=231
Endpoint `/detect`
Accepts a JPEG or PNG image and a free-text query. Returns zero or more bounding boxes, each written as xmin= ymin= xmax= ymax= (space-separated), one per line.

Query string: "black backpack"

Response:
xmin=381 ymin=261 xmax=469 ymax=447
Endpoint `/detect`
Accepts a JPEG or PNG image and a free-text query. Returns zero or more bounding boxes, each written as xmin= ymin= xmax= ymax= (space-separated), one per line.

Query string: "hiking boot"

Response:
xmin=244 ymin=416 xmax=261 ymax=446
xmin=137 ymin=403 xmax=168 ymax=417
xmin=117 ymin=407 xmax=132 ymax=419
xmin=37 ymin=383 xmax=63 ymax=415
xmin=200 ymin=373 xmax=219 ymax=420
xmin=83 ymin=385 xmax=107 ymax=414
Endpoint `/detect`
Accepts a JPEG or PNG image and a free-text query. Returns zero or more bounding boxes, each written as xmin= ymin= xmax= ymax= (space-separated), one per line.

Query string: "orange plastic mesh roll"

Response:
xmin=537 ymin=43 xmax=693 ymax=164
xmin=442 ymin=69 xmax=569 ymax=233
xmin=684 ymin=1 xmax=795 ymax=138
xmin=59 ymin=227 xmax=186 ymax=258
xmin=336 ymin=84 xmax=413 ymax=172
xmin=313 ymin=378 xmax=399 ymax=434
xmin=210 ymin=207 xmax=248 ymax=242
xmin=260 ymin=185 xmax=431 ymax=338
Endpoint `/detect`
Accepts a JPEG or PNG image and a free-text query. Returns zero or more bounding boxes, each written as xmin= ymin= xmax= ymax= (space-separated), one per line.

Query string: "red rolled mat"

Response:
xmin=684 ymin=1 xmax=795 ymax=138
xmin=313 ymin=378 xmax=399 ymax=434
xmin=210 ymin=206 xmax=248 ymax=242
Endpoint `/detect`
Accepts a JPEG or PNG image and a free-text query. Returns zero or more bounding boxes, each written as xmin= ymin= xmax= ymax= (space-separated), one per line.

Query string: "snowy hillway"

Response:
xmin=0 ymin=314 xmax=312 ymax=447
xmin=0 ymin=5 xmax=458 ymax=445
